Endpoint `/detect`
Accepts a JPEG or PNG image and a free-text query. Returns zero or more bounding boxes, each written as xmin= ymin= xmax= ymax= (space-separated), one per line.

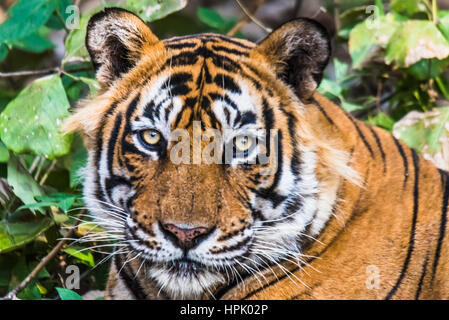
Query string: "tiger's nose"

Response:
xmin=160 ymin=223 xmax=213 ymax=250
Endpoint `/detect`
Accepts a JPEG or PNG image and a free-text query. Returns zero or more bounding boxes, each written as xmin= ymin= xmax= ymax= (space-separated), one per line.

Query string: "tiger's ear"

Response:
xmin=255 ymin=18 xmax=331 ymax=101
xmin=86 ymin=7 xmax=159 ymax=86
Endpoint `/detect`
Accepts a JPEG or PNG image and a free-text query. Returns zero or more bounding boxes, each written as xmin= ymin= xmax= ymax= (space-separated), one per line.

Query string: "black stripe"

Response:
xmin=368 ymin=126 xmax=386 ymax=172
xmin=392 ymin=137 xmax=409 ymax=188
xmin=211 ymin=45 xmax=249 ymax=57
xmin=114 ymin=254 xmax=147 ymax=300
xmin=214 ymin=74 xmax=241 ymax=94
xmin=431 ymin=169 xmax=449 ymax=282
xmin=311 ymin=99 xmax=335 ymax=125
xmin=211 ymin=34 xmax=253 ymax=49
xmin=415 ymin=253 xmax=429 ymax=299
xmin=385 ymin=149 xmax=420 ymax=299
xmin=345 ymin=113 xmax=374 ymax=158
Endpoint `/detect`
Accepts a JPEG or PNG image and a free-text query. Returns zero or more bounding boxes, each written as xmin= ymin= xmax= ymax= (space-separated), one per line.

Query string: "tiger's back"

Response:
xmin=221 ymin=94 xmax=449 ymax=299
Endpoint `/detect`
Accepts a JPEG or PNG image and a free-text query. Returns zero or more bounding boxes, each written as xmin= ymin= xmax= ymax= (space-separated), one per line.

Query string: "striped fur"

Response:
xmin=64 ymin=8 xmax=449 ymax=299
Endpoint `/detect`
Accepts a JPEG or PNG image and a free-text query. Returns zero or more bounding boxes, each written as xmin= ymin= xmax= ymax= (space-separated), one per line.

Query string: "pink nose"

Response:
xmin=161 ymin=223 xmax=212 ymax=250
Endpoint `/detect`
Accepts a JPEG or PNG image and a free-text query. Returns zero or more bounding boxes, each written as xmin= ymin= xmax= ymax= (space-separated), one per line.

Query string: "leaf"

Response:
xmin=0 ymin=0 xmax=56 ymax=43
xmin=0 ymin=255 xmax=16 ymax=286
xmin=366 ymin=112 xmax=395 ymax=131
xmin=318 ymin=78 xmax=343 ymax=100
xmin=7 ymin=155 xmax=44 ymax=206
xmin=63 ymin=11 xmax=97 ymax=65
xmin=126 ymin=0 xmax=187 ymax=22
xmin=0 ymin=217 xmax=53 ymax=253
xmin=11 ymin=29 xmax=54 ymax=53
xmin=9 ymin=256 xmax=42 ymax=300
xmin=55 ymin=0 xmax=74 ymax=23
xmin=334 ymin=58 xmax=349 ymax=82
xmin=390 ymin=0 xmax=427 ymax=16
xmin=438 ymin=10 xmax=449 ymax=40
xmin=56 ymin=287 xmax=83 ymax=300
xmin=393 ymin=107 xmax=449 ymax=170
xmin=341 ymin=101 xmax=365 ymax=112
xmin=0 ymin=75 xmax=73 ymax=159
xmin=79 ymin=77 xmax=100 ymax=95
xmin=385 ymin=20 xmax=449 ymax=68
xmin=349 ymin=13 xmax=400 ymax=69
xmin=197 ymin=7 xmax=236 ymax=32
xmin=406 ymin=58 xmax=449 ymax=81
xmin=198 ymin=7 xmax=227 ymax=29
xmin=68 ymin=135 xmax=88 ymax=188
xmin=0 ymin=43 xmax=8 ymax=62
xmin=63 ymin=246 xmax=95 ymax=267
xmin=0 ymin=141 xmax=9 ymax=163
xmin=36 ymin=193 xmax=79 ymax=212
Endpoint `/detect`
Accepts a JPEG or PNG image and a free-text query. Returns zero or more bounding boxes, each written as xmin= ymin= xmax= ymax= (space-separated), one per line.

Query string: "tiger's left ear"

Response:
xmin=255 ymin=18 xmax=331 ymax=101
xmin=86 ymin=7 xmax=159 ymax=86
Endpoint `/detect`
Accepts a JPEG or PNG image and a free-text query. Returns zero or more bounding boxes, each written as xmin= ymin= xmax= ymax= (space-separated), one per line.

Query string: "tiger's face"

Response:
xmin=66 ymin=8 xmax=356 ymax=299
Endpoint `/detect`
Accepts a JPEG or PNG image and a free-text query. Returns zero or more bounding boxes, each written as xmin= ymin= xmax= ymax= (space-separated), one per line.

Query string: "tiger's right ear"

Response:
xmin=86 ymin=7 xmax=159 ymax=86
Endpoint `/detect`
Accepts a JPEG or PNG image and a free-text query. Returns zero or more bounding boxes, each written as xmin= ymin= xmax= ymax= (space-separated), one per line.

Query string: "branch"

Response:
xmin=0 ymin=68 xmax=60 ymax=78
xmin=229 ymin=0 xmax=272 ymax=36
xmin=1 ymin=211 xmax=86 ymax=300
xmin=0 ymin=66 xmax=92 ymax=79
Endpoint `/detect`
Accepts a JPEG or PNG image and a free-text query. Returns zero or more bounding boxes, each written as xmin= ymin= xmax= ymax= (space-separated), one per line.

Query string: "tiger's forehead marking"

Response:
xmin=125 ymin=33 xmax=267 ymax=133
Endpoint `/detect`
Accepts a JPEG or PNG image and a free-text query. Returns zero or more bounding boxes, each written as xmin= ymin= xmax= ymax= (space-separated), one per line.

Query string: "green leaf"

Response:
xmin=341 ymin=101 xmax=365 ymax=112
xmin=390 ymin=0 xmax=427 ymax=16
xmin=0 ymin=0 xmax=56 ymax=43
xmin=0 ymin=255 xmax=15 ymax=286
xmin=56 ymin=287 xmax=83 ymax=300
xmin=79 ymin=77 xmax=100 ymax=95
xmin=11 ymin=29 xmax=54 ymax=53
xmin=7 ymin=155 xmax=44 ymax=206
xmin=318 ymin=78 xmax=343 ymax=100
xmin=334 ymin=58 xmax=349 ymax=82
xmin=9 ymin=256 xmax=42 ymax=300
xmin=36 ymin=193 xmax=79 ymax=212
xmin=68 ymin=135 xmax=88 ymax=188
xmin=386 ymin=20 xmax=449 ymax=68
xmin=126 ymin=0 xmax=187 ymax=22
xmin=63 ymin=246 xmax=95 ymax=267
xmin=198 ymin=7 xmax=227 ymax=29
xmin=0 ymin=75 xmax=73 ymax=159
xmin=55 ymin=0 xmax=74 ymax=23
xmin=349 ymin=13 xmax=400 ymax=69
xmin=63 ymin=11 xmax=97 ymax=65
xmin=0 ymin=217 xmax=53 ymax=253
xmin=407 ymin=58 xmax=449 ymax=81
xmin=393 ymin=107 xmax=449 ymax=156
xmin=438 ymin=10 xmax=449 ymax=40
xmin=0 ymin=43 xmax=8 ymax=62
xmin=366 ymin=112 xmax=395 ymax=131
xmin=0 ymin=141 xmax=9 ymax=163
xmin=197 ymin=7 xmax=236 ymax=32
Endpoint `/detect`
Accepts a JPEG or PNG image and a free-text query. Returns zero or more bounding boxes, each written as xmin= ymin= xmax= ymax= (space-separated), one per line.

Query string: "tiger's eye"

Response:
xmin=235 ymin=135 xmax=253 ymax=152
xmin=141 ymin=129 xmax=161 ymax=145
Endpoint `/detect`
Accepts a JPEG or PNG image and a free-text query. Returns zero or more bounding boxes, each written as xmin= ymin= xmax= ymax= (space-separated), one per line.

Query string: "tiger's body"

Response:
xmin=65 ymin=8 xmax=449 ymax=299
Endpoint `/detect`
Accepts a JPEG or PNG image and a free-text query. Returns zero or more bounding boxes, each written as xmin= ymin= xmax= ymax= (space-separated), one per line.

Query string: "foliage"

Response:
xmin=0 ymin=0 xmax=449 ymax=300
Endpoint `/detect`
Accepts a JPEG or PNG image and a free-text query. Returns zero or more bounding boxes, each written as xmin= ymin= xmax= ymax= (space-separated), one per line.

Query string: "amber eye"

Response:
xmin=234 ymin=135 xmax=254 ymax=152
xmin=140 ymin=129 xmax=161 ymax=146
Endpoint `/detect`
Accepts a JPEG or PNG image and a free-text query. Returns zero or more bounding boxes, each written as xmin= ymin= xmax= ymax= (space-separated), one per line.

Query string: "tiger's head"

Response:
xmin=65 ymin=8 xmax=359 ymax=299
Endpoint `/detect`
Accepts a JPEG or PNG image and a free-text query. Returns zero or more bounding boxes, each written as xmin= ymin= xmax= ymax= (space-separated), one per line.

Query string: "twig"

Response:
xmin=234 ymin=0 xmax=272 ymax=34
xmin=0 ymin=66 xmax=92 ymax=78
xmin=0 ymin=68 xmax=60 ymax=78
xmin=227 ymin=18 xmax=250 ymax=37
xmin=1 ymin=211 xmax=86 ymax=300
xmin=39 ymin=160 xmax=57 ymax=186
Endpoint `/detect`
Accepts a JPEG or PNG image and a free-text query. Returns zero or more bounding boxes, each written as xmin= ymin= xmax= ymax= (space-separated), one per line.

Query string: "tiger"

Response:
xmin=63 ymin=7 xmax=449 ymax=300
